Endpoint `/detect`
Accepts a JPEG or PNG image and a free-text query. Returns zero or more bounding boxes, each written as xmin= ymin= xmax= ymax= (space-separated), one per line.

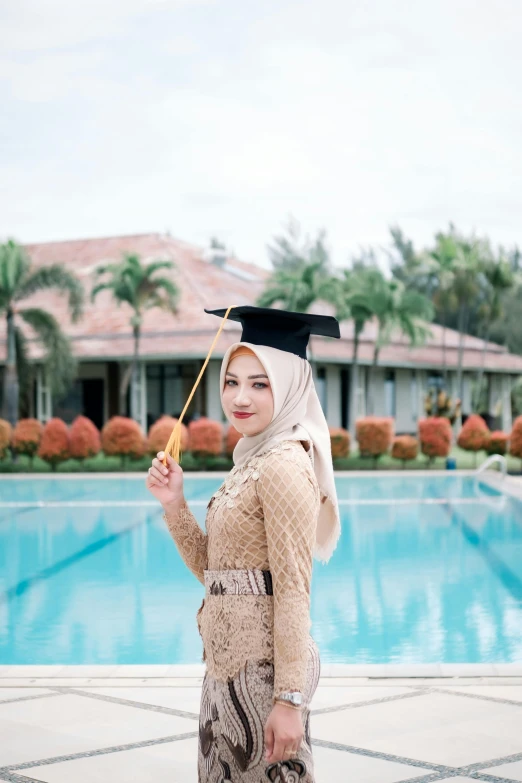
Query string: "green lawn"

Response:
xmin=0 ymin=447 xmax=519 ymax=473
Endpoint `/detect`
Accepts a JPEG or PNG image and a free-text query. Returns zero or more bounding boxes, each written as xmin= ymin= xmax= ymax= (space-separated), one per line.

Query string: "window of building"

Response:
xmin=385 ymin=370 xmax=396 ymax=418
xmin=146 ymin=363 xmax=198 ymax=428
xmin=427 ymin=371 xmax=444 ymax=390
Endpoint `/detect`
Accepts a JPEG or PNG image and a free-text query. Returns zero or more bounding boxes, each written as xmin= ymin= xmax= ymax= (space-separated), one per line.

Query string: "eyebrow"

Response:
xmin=225 ymin=371 xmax=269 ymax=380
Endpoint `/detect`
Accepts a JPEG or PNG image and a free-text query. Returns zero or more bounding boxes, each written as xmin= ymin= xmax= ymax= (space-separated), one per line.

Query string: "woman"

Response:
xmin=146 ymin=306 xmax=341 ymax=782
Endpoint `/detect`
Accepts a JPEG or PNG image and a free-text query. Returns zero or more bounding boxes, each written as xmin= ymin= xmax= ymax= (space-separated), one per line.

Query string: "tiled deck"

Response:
xmin=2 ymin=670 xmax=522 ymax=782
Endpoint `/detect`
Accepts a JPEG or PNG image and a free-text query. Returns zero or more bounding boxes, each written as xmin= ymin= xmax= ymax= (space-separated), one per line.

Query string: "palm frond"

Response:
xmin=145 ymin=260 xmax=175 ymax=277
xmin=18 ymin=308 xmax=77 ymax=397
xmin=15 ymin=264 xmax=84 ymax=322
xmin=0 ymin=240 xmax=31 ymax=307
xmin=139 ymin=275 xmax=180 ymax=307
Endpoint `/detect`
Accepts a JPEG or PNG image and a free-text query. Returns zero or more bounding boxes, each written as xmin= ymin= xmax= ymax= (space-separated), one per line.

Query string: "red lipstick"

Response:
xmin=233 ymin=412 xmax=254 ymax=419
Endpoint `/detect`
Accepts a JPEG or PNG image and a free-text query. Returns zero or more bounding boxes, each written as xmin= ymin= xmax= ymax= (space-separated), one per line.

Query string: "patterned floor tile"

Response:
xmin=312 ymin=745 xmax=426 ymax=782
xmin=310 ymin=685 xmax=417 ymax=711
xmin=0 ymin=694 xmax=195 ymax=766
xmin=482 ymin=759 xmax=522 ymax=781
xmin=312 ymin=691 xmax=522 ymax=767
xmin=16 ymin=737 xmax=198 ymax=783
xmin=78 ymin=686 xmax=202 ymax=715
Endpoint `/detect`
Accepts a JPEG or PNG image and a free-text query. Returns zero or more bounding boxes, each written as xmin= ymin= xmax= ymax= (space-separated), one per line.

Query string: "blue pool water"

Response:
xmin=1 ymin=475 xmax=521 ymax=665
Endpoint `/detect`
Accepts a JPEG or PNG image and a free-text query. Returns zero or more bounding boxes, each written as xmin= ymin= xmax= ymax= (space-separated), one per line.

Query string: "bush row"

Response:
xmin=2 ymin=413 xmax=521 ymax=470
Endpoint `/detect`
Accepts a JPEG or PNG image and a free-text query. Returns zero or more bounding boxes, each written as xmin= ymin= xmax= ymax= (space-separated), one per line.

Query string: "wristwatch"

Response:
xmin=277 ymin=691 xmax=303 ymax=707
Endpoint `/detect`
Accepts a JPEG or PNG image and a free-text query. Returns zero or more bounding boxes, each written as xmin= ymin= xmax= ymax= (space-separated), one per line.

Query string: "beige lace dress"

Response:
xmin=163 ymin=439 xmax=322 ymax=783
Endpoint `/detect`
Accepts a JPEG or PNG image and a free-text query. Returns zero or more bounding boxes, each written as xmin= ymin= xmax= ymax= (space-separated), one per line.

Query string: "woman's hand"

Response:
xmin=145 ymin=451 xmax=184 ymax=508
xmin=264 ymin=703 xmax=304 ymax=764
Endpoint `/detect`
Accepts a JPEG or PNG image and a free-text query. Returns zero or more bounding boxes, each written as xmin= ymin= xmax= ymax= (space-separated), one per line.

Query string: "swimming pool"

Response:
xmin=1 ymin=474 xmax=521 ymax=665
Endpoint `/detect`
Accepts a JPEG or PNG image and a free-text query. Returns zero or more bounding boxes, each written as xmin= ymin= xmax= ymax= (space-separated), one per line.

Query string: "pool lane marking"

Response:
xmin=441 ymin=501 xmax=522 ymax=603
xmin=0 ymin=497 xmax=503 ymax=508
xmin=0 ymin=514 xmax=154 ymax=606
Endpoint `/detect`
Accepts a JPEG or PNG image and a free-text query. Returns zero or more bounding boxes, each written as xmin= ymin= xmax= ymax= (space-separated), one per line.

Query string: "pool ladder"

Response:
xmin=475 ymin=454 xmax=507 ymax=479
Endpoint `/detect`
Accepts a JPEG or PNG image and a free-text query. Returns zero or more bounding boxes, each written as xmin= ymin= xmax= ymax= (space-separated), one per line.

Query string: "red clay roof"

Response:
xmin=1 ymin=232 xmax=521 ymax=373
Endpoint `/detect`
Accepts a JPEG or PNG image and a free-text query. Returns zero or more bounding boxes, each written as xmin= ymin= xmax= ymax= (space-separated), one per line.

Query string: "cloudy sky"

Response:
xmin=1 ymin=0 xmax=521 ymax=268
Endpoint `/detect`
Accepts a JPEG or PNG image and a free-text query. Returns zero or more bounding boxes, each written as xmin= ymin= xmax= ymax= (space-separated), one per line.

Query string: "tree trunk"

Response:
xmin=367 ymin=345 xmax=380 ymax=416
xmin=129 ymin=325 xmax=141 ymax=423
xmin=1 ymin=310 xmax=19 ymax=427
xmin=441 ymin=304 xmax=448 ymax=386
xmin=349 ymin=331 xmax=360 ymax=439
xmin=475 ymin=324 xmax=490 ymax=413
xmin=456 ymin=304 xmax=467 ymax=403
xmin=119 ymin=326 xmax=141 ymax=417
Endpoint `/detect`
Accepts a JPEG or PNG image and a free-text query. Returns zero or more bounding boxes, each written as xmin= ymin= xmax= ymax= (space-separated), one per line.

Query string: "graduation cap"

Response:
xmin=204 ymin=305 xmax=340 ymax=359
xmin=163 ymin=305 xmax=340 ymax=464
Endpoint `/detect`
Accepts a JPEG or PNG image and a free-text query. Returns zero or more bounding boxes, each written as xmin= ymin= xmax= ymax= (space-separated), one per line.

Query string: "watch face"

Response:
xmin=290 ymin=692 xmax=302 ymax=705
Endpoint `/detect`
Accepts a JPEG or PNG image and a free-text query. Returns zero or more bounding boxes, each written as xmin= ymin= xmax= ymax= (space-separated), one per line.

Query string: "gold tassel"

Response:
xmin=162 ymin=305 xmax=237 ymax=466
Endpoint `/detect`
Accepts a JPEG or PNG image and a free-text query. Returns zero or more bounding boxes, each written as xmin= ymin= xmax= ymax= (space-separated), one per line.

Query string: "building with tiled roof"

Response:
xmin=1 ymin=232 xmax=520 ymax=434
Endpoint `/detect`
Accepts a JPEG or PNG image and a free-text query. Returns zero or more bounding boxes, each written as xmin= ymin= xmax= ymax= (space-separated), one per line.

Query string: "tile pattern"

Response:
xmin=0 ymin=679 xmax=522 ymax=782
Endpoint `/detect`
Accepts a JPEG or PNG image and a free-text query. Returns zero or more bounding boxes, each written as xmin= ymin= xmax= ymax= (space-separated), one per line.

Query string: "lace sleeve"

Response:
xmin=256 ymin=446 xmax=320 ymax=700
xmin=162 ymin=500 xmax=208 ymax=584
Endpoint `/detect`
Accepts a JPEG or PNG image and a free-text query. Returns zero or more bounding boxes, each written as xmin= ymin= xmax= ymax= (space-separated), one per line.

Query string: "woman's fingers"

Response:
xmin=160 ymin=451 xmax=182 ymax=472
xmin=271 ymin=735 xmax=286 ymax=764
xmin=152 ymin=456 xmax=169 ymax=475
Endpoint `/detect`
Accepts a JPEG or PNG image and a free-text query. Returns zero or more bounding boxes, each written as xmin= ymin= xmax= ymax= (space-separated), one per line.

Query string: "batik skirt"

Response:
xmin=197 ymin=569 xmax=321 ymax=783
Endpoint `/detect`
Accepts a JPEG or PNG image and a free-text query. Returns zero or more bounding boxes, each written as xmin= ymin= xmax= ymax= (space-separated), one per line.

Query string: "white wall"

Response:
xmin=395 ymin=369 xmax=416 ymax=433
xmin=368 ymin=367 xmax=386 ymax=415
xmin=325 ymin=365 xmax=341 ymax=427
xmin=205 ymin=360 xmax=225 ymax=421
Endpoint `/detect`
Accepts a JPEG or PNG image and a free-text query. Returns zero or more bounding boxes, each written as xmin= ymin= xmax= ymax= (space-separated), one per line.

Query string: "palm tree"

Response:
xmin=474 ymin=254 xmax=514 ymax=412
xmin=336 ymin=267 xmax=380 ymax=436
xmin=451 ymin=234 xmax=491 ymax=401
xmin=425 ymin=232 xmax=459 ymax=384
xmin=0 ymin=239 xmax=84 ymax=426
xmin=91 ymin=253 xmax=180 ymax=421
xmin=365 ymin=273 xmax=433 ymax=415
xmin=257 ymin=226 xmax=338 ymax=378
xmin=256 ymin=260 xmax=337 ymax=313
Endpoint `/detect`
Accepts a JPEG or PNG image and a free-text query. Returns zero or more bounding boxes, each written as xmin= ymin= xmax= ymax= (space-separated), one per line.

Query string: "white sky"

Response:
xmin=1 ymin=0 xmax=521 ymax=269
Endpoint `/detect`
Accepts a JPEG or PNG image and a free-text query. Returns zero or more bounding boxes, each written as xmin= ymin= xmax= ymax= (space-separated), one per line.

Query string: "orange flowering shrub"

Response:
xmin=225 ymin=425 xmax=243 ymax=455
xmin=37 ymin=418 xmax=70 ymax=469
xmin=418 ymin=417 xmax=452 ymax=462
xmin=11 ymin=418 xmax=43 ymax=461
xmin=70 ymin=416 xmax=101 ymax=460
xmin=356 ymin=417 xmax=394 ymax=461
xmin=391 ymin=435 xmax=419 ymax=465
xmin=329 ymin=427 xmax=350 ymax=459
xmin=509 ymin=416 xmax=522 ymax=463
xmin=457 ymin=414 xmax=489 ymax=453
xmin=485 ymin=431 xmax=509 ymax=456
xmin=147 ymin=416 xmax=189 ymax=456
xmin=189 ymin=417 xmax=223 ymax=456
xmin=101 ymin=416 xmax=146 ymax=461
xmin=0 ymin=419 xmax=12 ymax=459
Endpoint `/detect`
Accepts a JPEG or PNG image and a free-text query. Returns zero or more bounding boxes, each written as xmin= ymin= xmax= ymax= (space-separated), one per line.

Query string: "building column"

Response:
xmin=36 ymin=366 xmax=52 ymax=423
xmin=325 ymin=365 xmax=341 ymax=428
xmin=461 ymin=373 xmax=472 ymax=415
xmin=205 ymin=360 xmax=223 ymax=421
xmin=416 ymin=370 xmax=427 ymax=422
xmin=130 ymin=361 xmax=147 ymax=432
xmin=501 ymin=375 xmax=513 ymax=432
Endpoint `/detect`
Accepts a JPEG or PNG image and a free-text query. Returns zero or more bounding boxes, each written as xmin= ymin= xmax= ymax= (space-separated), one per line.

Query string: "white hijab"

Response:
xmin=219 ymin=341 xmax=340 ymax=563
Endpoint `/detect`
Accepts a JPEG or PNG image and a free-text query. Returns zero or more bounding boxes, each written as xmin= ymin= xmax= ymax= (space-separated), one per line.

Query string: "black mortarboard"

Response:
xmin=204 ymin=305 xmax=340 ymax=359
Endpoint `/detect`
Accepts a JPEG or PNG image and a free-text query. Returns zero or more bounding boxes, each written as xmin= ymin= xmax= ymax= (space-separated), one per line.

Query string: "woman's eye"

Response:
xmin=253 ymin=382 xmax=267 ymax=389
xmin=225 ymin=380 xmax=237 ymax=386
